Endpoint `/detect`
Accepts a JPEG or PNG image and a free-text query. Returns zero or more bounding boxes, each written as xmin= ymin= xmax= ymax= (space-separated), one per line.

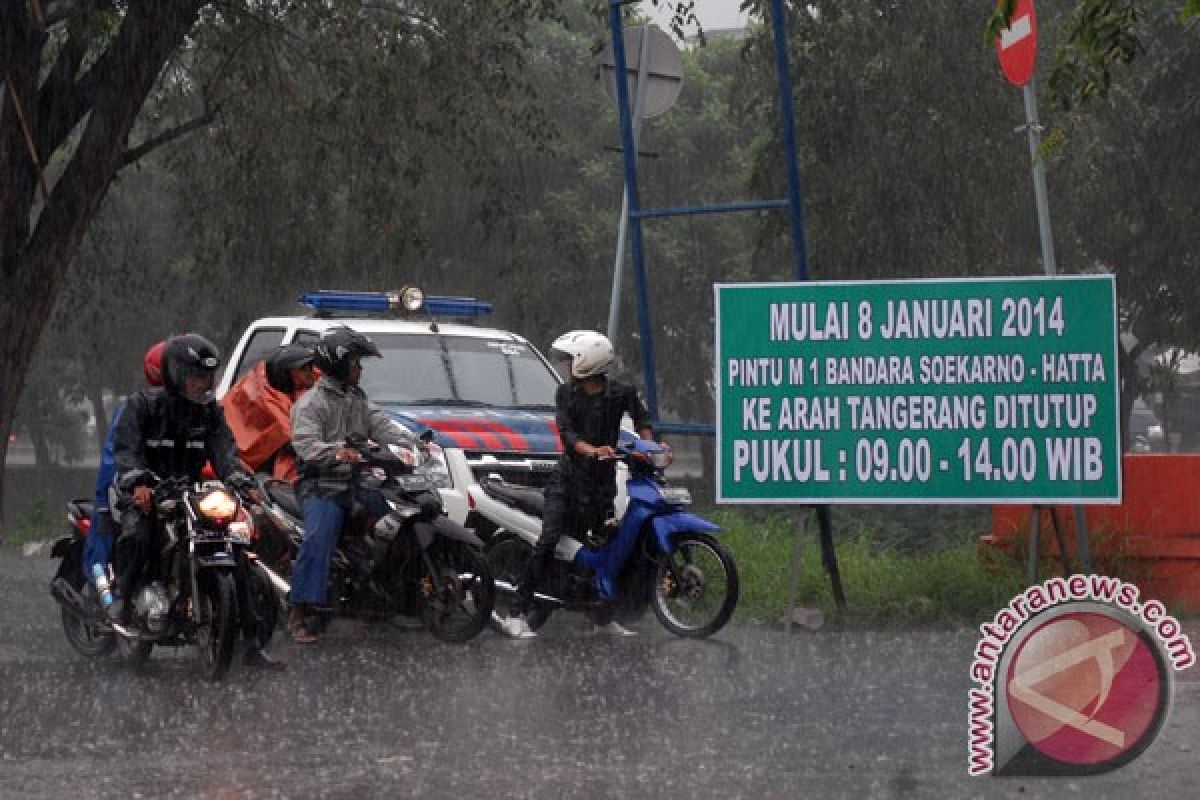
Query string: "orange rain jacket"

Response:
xmin=221 ymin=361 xmax=305 ymax=482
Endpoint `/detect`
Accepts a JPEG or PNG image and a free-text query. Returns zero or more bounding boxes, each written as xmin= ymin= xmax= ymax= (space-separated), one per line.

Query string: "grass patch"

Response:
xmin=713 ymin=509 xmax=1024 ymax=629
xmin=0 ymin=492 xmax=59 ymax=549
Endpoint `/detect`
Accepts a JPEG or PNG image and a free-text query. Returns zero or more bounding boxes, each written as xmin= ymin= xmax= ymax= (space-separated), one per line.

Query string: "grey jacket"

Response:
xmin=291 ymin=375 xmax=417 ymax=498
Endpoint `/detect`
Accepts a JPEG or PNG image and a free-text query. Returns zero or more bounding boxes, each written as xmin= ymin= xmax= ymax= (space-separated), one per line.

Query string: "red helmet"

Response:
xmin=143 ymin=340 xmax=167 ymax=386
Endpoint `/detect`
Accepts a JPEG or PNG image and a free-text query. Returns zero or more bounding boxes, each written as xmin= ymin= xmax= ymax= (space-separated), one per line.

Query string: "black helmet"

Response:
xmin=265 ymin=344 xmax=316 ymax=393
xmin=314 ymin=326 xmax=381 ymax=383
xmin=162 ymin=334 xmax=221 ymax=404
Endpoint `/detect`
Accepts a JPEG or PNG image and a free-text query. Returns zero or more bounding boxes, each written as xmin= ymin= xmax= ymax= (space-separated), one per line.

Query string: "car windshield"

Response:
xmin=359 ymin=333 xmax=559 ymax=408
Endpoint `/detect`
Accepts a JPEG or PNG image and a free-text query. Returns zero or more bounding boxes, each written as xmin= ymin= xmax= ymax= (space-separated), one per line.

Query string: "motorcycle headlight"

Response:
xmin=194 ymin=488 xmax=239 ymax=526
xmin=660 ymin=487 xmax=692 ymax=506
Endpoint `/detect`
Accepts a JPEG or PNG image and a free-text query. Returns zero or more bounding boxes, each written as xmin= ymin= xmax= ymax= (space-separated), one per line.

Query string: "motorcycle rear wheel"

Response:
xmin=196 ymin=572 xmax=238 ymax=680
xmin=485 ymin=537 xmax=551 ymax=633
xmin=60 ymin=605 xmax=116 ymax=658
xmin=420 ymin=543 xmax=495 ymax=643
xmin=652 ymin=533 xmax=738 ymax=639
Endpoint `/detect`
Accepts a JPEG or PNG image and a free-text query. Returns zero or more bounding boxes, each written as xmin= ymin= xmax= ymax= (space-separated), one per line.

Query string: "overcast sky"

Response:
xmin=647 ymin=0 xmax=751 ymax=34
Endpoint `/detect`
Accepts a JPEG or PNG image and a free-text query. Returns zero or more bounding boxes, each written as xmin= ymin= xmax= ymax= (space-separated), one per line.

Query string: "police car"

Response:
xmin=216 ymin=288 xmax=570 ymax=528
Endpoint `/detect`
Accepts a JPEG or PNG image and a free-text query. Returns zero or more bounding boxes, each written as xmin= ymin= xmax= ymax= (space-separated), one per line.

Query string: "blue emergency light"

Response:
xmin=298 ymin=289 xmax=493 ymax=317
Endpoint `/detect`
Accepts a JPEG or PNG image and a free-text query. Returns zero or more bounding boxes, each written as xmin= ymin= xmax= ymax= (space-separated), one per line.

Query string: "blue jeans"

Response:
xmin=289 ymin=490 xmax=388 ymax=605
xmin=82 ymin=511 xmax=116 ymax=585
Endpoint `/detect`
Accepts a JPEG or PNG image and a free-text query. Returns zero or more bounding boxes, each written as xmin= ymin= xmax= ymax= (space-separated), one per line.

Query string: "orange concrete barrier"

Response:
xmin=988 ymin=454 xmax=1200 ymax=611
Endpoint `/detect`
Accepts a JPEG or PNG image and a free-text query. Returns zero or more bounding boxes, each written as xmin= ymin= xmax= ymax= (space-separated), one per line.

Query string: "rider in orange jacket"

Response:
xmin=222 ymin=344 xmax=317 ymax=482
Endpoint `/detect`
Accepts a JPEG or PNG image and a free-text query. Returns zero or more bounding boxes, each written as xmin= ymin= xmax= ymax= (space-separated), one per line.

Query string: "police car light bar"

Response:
xmin=298 ymin=289 xmax=492 ymax=317
xmin=424 ymin=296 xmax=493 ymax=317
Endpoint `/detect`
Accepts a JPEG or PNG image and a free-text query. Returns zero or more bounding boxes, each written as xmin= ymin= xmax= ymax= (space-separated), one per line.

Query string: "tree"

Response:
xmin=1 ymin=0 xmax=587 ymax=527
xmin=1 ymin=0 xmax=209 ymax=525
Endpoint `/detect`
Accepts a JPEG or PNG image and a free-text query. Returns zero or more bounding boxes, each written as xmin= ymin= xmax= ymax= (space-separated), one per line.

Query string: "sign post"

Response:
xmin=995 ymin=1 xmax=1094 ymax=576
xmin=995 ymin=0 xmax=1057 ymax=278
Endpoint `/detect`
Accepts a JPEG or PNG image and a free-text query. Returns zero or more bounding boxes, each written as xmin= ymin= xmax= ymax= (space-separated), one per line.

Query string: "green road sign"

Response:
xmin=714 ymin=276 xmax=1121 ymax=504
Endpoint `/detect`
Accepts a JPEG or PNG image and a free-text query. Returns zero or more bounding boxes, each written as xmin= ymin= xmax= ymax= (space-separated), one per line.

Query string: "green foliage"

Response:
xmin=714 ymin=510 xmax=1026 ymax=628
xmin=1 ymin=494 xmax=58 ymax=548
xmin=1049 ymin=0 xmax=1145 ymax=109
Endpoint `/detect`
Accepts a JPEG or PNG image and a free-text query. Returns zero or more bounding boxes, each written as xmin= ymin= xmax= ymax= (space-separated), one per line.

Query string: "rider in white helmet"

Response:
xmin=499 ymin=330 xmax=657 ymax=638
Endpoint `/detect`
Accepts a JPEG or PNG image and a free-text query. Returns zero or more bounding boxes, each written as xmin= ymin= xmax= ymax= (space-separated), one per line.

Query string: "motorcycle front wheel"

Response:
xmin=652 ymin=533 xmax=739 ymax=639
xmin=420 ymin=543 xmax=495 ymax=643
xmin=195 ymin=571 xmax=238 ymax=680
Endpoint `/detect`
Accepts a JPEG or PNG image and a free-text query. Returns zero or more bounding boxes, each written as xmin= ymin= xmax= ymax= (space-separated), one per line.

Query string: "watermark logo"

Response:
xmin=968 ymin=575 xmax=1194 ymax=777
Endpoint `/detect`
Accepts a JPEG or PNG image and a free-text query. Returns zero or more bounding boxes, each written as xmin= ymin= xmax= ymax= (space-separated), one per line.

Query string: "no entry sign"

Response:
xmin=995 ymin=0 xmax=1038 ymax=86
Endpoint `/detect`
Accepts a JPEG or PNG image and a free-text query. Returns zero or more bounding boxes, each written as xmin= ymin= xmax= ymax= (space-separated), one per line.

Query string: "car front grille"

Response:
xmin=466 ymin=451 xmax=558 ymax=490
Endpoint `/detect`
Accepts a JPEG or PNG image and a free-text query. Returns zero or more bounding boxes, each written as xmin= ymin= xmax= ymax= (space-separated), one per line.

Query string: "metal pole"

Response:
xmin=608 ymin=1 xmax=659 ymax=419
xmin=1022 ymin=80 xmax=1056 ymax=277
xmin=768 ymin=0 xmax=808 ymax=281
xmin=1021 ymin=79 xmax=1092 ymax=575
xmin=607 ymin=25 xmax=652 ymax=343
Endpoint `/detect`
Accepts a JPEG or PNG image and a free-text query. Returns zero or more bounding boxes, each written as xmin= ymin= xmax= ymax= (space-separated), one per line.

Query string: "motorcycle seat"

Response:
xmin=265 ymin=482 xmax=303 ymax=519
xmin=481 ymin=479 xmax=545 ymax=519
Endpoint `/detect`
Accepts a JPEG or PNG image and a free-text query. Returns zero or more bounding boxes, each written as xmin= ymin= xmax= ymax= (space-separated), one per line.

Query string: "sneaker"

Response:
xmin=495 ymin=613 xmax=537 ymax=639
xmin=588 ymin=621 xmax=637 ymax=637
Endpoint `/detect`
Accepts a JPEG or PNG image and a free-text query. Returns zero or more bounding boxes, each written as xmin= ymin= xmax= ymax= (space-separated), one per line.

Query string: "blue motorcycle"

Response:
xmin=473 ymin=439 xmax=739 ymax=638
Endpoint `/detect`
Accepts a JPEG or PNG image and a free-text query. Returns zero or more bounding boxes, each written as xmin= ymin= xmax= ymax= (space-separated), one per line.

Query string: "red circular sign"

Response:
xmin=995 ymin=0 xmax=1038 ymax=86
xmin=1005 ymin=611 xmax=1167 ymax=768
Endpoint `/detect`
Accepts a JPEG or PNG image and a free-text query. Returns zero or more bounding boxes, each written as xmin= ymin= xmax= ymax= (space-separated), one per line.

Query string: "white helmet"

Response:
xmin=550 ymin=330 xmax=614 ymax=379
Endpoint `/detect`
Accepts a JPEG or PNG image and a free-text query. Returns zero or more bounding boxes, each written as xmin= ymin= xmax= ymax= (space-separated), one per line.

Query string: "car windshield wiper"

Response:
xmin=509 ymin=403 xmax=555 ymax=411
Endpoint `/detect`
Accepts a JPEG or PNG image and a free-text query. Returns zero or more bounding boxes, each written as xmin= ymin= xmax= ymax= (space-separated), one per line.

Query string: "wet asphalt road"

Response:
xmin=0 ymin=549 xmax=1196 ymax=799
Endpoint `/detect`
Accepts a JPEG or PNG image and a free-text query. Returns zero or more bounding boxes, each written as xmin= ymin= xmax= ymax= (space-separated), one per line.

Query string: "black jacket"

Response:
xmin=555 ymin=379 xmax=651 ymax=498
xmin=113 ymin=388 xmax=242 ymax=490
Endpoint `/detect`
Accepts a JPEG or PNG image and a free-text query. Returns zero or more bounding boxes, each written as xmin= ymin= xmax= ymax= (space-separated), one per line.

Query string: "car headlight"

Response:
xmin=416 ymin=448 xmax=452 ymax=488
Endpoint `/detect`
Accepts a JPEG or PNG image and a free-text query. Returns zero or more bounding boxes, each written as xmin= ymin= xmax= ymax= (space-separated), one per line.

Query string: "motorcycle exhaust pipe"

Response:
xmin=51 ymin=578 xmax=141 ymax=638
xmin=253 ymin=559 xmax=292 ymax=599
xmin=491 ymin=579 xmax=562 ymax=606
xmin=51 ymin=578 xmax=145 ymax=639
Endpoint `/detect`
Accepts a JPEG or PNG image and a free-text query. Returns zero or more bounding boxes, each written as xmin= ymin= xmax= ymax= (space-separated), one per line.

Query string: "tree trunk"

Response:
xmin=1118 ymin=341 xmax=1148 ymax=453
xmin=29 ymin=417 xmax=52 ymax=468
xmin=87 ymin=384 xmax=109 ymax=453
xmin=0 ymin=0 xmax=206 ymax=530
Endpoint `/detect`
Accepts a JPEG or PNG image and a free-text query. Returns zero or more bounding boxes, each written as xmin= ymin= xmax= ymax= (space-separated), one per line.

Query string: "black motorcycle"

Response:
xmin=50 ymin=477 xmax=275 ymax=681
xmin=248 ymin=435 xmax=495 ymax=643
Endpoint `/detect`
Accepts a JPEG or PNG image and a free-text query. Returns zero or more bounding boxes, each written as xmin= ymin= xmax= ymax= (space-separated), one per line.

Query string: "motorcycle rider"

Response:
xmin=222 ymin=343 xmax=317 ymax=482
xmin=82 ymin=340 xmax=166 ymax=590
xmin=112 ymin=333 xmax=283 ymax=669
xmin=499 ymin=330 xmax=657 ymax=639
xmin=287 ymin=326 xmax=419 ymax=644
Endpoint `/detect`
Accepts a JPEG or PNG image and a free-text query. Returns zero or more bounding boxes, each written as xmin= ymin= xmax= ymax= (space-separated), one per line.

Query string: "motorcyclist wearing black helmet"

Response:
xmin=112 ymin=333 xmax=283 ymax=669
xmin=287 ymin=326 xmax=420 ymax=643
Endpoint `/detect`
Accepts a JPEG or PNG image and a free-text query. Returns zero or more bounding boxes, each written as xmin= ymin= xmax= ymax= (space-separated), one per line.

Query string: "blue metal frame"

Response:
xmin=608 ymin=0 xmax=809 ymax=433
